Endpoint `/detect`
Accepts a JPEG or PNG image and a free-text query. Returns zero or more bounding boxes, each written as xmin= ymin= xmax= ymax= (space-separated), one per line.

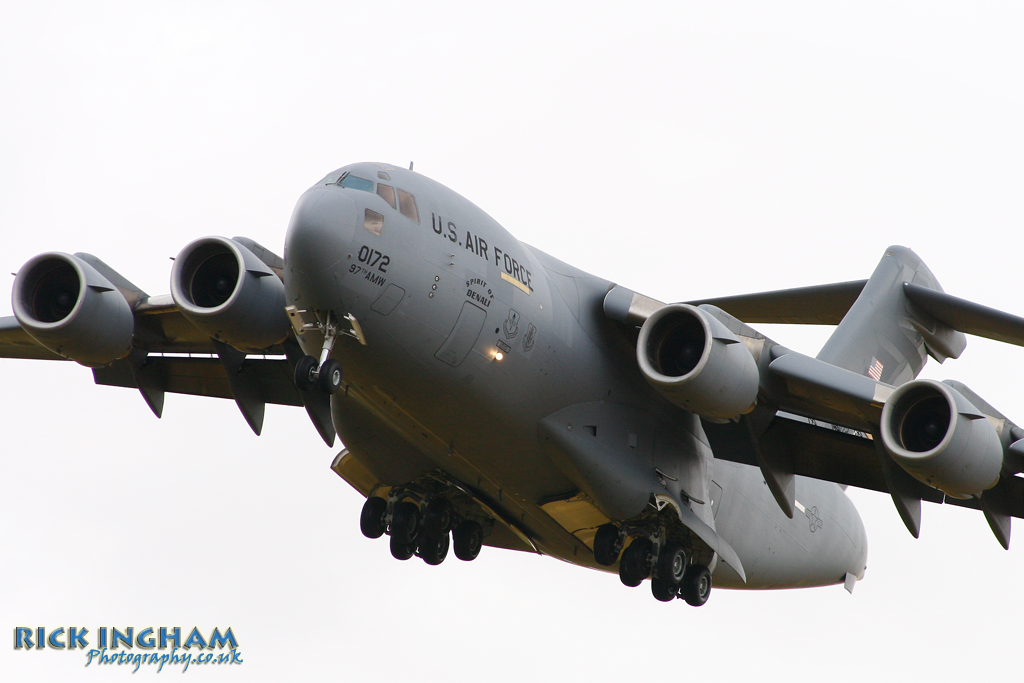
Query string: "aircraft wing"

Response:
xmin=606 ymin=245 xmax=1024 ymax=548
xmin=0 ymin=243 xmax=336 ymax=446
xmin=0 ymin=316 xmax=65 ymax=360
xmin=684 ymin=279 xmax=868 ymax=325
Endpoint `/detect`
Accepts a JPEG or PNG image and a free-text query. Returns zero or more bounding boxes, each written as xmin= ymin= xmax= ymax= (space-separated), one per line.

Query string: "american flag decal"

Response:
xmin=867 ymin=357 xmax=884 ymax=381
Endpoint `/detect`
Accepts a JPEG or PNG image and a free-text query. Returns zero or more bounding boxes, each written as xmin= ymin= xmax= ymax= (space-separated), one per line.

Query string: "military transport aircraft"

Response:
xmin=4 ymin=162 xmax=1024 ymax=606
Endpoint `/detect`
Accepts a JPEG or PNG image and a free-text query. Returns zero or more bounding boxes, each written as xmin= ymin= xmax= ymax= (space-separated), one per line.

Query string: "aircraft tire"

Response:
xmin=593 ymin=523 xmax=624 ymax=566
xmin=318 ymin=359 xmax=343 ymax=394
xmin=619 ymin=538 xmax=653 ymax=588
xmin=680 ymin=565 xmax=712 ymax=607
xmin=419 ymin=531 xmax=450 ymax=565
xmin=359 ymin=496 xmax=388 ymax=539
xmin=391 ymin=501 xmax=420 ymax=544
xmin=657 ymin=541 xmax=688 ymax=586
xmin=294 ymin=355 xmax=318 ymax=391
xmin=390 ymin=535 xmax=416 ymax=561
xmin=453 ymin=520 xmax=483 ymax=561
xmin=651 ymin=578 xmax=677 ymax=602
xmin=422 ymin=498 xmax=453 ymax=538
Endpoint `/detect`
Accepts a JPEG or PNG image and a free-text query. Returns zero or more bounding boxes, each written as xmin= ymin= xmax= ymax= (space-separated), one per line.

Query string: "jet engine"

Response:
xmin=170 ymin=236 xmax=289 ymax=352
xmin=637 ymin=304 xmax=759 ymax=421
xmin=880 ymin=379 xmax=1002 ymax=498
xmin=12 ymin=252 xmax=134 ymax=367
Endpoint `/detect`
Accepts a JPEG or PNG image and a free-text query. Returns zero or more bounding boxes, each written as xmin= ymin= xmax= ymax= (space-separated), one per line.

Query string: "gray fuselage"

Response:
xmin=283 ymin=162 xmax=868 ymax=590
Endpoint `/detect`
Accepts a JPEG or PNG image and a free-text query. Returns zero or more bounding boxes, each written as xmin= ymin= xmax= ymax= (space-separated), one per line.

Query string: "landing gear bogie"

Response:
xmin=358 ymin=483 xmax=487 ymax=567
xmin=612 ymin=526 xmax=711 ymax=606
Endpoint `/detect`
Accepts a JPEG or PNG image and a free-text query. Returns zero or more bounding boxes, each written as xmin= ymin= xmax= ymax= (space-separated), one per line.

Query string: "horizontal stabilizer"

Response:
xmin=904 ymin=283 xmax=1024 ymax=347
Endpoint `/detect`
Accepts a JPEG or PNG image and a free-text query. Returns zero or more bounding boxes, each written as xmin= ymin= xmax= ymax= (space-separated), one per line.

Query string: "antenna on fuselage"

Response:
xmin=409 ymin=161 xmax=414 ymax=170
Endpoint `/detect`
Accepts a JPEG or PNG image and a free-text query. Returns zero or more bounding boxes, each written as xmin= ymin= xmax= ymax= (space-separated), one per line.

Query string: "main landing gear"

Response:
xmin=359 ymin=491 xmax=485 ymax=566
xmin=593 ymin=522 xmax=713 ymax=607
xmin=293 ymin=311 xmax=344 ymax=394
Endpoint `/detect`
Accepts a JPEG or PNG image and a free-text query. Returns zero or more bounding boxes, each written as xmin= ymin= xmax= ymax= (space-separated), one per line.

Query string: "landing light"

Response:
xmin=494 ymin=351 xmax=504 ymax=361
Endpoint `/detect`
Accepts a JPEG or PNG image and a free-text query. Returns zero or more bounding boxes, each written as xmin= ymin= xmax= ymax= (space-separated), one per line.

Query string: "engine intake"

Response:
xmin=637 ymin=304 xmax=759 ymax=421
xmin=170 ymin=237 xmax=288 ymax=352
xmin=880 ymin=379 xmax=1002 ymax=498
xmin=12 ymin=252 xmax=134 ymax=367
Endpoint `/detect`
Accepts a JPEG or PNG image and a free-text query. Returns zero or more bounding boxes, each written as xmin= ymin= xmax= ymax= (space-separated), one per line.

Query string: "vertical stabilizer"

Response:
xmin=818 ymin=246 xmax=967 ymax=538
xmin=816 ymin=246 xmax=965 ymax=385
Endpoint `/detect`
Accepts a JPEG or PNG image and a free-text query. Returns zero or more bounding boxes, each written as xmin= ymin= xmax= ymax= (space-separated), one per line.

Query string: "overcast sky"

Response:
xmin=2 ymin=2 xmax=1023 ymax=681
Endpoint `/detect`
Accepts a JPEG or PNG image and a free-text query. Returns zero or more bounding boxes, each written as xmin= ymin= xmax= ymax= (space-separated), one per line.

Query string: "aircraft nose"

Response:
xmin=285 ymin=188 xmax=358 ymax=275
xmin=284 ymin=188 xmax=358 ymax=310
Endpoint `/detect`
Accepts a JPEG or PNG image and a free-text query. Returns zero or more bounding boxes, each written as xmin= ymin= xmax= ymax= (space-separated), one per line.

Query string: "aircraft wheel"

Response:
xmin=390 ymin=501 xmax=420 ymax=544
xmin=419 ymin=531 xmax=450 ymax=565
xmin=359 ymin=496 xmax=388 ymax=539
xmin=593 ymin=523 xmax=624 ymax=566
xmin=680 ymin=565 xmax=712 ymax=607
xmin=657 ymin=541 xmax=688 ymax=586
xmin=453 ymin=520 xmax=483 ymax=561
xmin=294 ymin=355 xmax=318 ymax=391
xmin=618 ymin=538 xmax=653 ymax=588
xmin=390 ymin=534 xmax=416 ymax=561
xmin=651 ymin=578 xmax=677 ymax=602
xmin=422 ymin=498 xmax=453 ymax=538
xmin=318 ymin=359 xmax=343 ymax=394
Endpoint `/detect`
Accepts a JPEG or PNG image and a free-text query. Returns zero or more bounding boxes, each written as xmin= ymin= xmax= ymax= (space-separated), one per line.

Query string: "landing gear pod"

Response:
xmin=12 ymin=252 xmax=134 ymax=367
xmin=170 ymin=237 xmax=289 ymax=352
xmin=880 ymin=379 xmax=1003 ymax=498
xmin=637 ymin=304 xmax=759 ymax=421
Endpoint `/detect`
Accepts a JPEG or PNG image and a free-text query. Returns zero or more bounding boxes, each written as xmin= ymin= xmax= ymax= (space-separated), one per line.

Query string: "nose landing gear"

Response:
xmin=289 ymin=309 xmax=358 ymax=395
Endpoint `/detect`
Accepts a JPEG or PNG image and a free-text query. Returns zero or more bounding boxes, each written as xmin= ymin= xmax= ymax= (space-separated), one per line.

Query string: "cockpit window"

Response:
xmin=397 ymin=189 xmax=419 ymax=223
xmin=339 ymin=174 xmax=374 ymax=192
xmin=376 ymin=184 xmax=397 ymax=209
xmin=364 ymin=208 xmax=383 ymax=235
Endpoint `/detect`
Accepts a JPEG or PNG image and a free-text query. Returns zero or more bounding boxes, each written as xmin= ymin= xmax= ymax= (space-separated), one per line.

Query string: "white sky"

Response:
xmin=2 ymin=2 xmax=1023 ymax=681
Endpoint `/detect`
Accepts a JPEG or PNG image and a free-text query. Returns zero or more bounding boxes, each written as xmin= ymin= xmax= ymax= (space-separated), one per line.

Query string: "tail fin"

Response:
xmin=817 ymin=246 xmax=967 ymax=538
xmin=816 ymin=245 xmax=966 ymax=385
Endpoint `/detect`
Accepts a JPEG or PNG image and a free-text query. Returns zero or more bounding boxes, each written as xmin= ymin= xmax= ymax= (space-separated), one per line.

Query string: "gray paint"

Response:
xmin=8 ymin=161 xmax=1024 ymax=599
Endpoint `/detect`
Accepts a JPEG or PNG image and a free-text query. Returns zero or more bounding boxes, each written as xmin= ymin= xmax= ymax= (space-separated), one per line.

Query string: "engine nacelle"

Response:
xmin=12 ymin=252 xmax=134 ymax=367
xmin=637 ymin=304 xmax=759 ymax=421
xmin=170 ymin=237 xmax=289 ymax=352
xmin=880 ymin=379 xmax=1002 ymax=498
